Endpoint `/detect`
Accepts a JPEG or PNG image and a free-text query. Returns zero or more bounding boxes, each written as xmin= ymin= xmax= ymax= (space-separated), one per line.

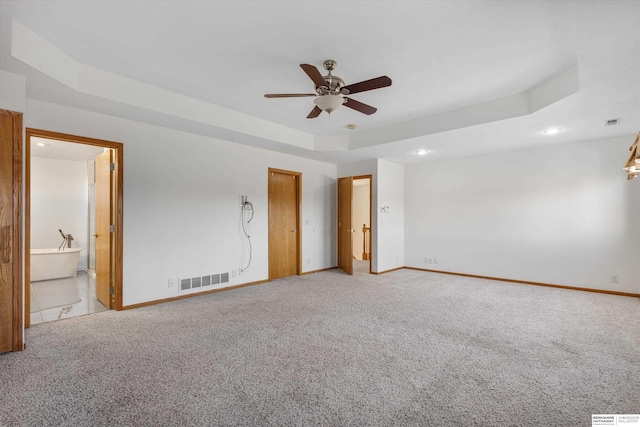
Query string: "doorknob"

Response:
xmin=94 ymin=234 xmax=100 ymax=238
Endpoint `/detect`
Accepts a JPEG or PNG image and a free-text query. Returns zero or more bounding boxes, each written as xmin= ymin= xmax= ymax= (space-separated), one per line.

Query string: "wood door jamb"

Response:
xmin=25 ymin=128 xmax=124 ymax=315
xmin=1 ymin=109 xmax=24 ymax=351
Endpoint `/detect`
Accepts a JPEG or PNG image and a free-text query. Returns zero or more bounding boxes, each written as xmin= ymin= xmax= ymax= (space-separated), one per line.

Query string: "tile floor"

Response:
xmin=30 ymin=271 xmax=109 ymax=325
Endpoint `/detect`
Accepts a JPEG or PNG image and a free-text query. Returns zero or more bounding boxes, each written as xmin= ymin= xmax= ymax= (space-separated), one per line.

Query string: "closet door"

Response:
xmin=268 ymin=169 xmax=301 ymax=279
xmin=0 ymin=110 xmax=23 ymax=353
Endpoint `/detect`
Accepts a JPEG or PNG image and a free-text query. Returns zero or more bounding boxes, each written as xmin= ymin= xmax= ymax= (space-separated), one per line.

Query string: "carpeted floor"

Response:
xmin=1 ymin=269 xmax=638 ymax=426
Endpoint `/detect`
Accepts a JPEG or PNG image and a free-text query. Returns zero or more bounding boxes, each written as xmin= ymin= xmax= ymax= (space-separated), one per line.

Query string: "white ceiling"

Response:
xmin=31 ymin=137 xmax=105 ymax=161
xmin=1 ymin=1 xmax=638 ymax=165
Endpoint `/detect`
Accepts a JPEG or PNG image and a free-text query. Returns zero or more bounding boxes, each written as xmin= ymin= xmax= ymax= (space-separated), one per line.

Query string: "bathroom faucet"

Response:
xmin=58 ymin=229 xmax=74 ymax=250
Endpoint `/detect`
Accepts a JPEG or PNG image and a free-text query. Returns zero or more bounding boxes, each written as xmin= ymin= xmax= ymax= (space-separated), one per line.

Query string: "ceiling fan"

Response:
xmin=264 ymin=60 xmax=392 ymax=119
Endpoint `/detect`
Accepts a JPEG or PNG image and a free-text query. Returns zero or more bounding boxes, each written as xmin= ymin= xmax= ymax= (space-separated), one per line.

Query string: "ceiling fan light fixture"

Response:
xmin=314 ymin=94 xmax=344 ymax=114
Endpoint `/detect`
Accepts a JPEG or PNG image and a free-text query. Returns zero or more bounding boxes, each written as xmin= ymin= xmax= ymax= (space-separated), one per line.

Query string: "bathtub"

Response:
xmin=30 ymin=248 xmax=82 ymax=282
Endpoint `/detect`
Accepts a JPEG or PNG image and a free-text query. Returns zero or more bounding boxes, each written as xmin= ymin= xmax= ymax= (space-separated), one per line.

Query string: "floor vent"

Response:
xmin=180 ymin=273 xmax=229 ymax=291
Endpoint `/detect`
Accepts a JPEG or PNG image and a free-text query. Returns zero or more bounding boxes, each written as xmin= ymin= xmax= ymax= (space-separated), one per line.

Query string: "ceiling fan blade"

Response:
xmin=343 ymin=97 xmax=377 ymax=115
xmin=264 ymin=93 xmax=316 ymax=98
xmin=343 ymin=76 xmax=392 ymax=95
xmin=306 ymin=106 xmax=322 ymax=119
xmin=300 ymin=64 xmax=327 ymax=88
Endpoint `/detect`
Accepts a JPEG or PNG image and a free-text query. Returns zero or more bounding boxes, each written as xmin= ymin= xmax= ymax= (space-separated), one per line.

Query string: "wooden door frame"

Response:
xmin=268 ymin=168 xmax=302 ymax=279
xmin=338 ymin=175 xmax=373 ymax=274
xmin=25 ymin=128 xmax=124 ymax=326
xmin=353 ymin=175 xmax=373 ymax=274
xmin=1 ymin=109 xmax=24 ymax=352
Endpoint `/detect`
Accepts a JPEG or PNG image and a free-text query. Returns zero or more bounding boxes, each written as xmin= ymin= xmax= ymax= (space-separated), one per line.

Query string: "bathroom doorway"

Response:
xmin=25 ymin=129 xmax=123 ymax=327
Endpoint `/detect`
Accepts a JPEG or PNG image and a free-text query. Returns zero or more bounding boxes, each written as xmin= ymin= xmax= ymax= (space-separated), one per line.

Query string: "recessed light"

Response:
xmin=347 ymin=124 xmax=357 ymax=130
xmin=543 ymin=127 xmax=563 ymax=135
xmin=416 ymin=150 xmax=429 ymax=155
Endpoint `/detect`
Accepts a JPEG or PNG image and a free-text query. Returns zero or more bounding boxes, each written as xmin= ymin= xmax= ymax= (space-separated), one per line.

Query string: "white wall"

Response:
xmin=376 ymin=159 xmax=404 ymax=272
xmin=338 ymin=158 xmax=404 ymax=273
xmin=25 ymin=99 xmax=337 ymax=306
xmin=404 ymin=135 xmax=640 ymax=294
xmin=30 ymin=157 xmax=89 ymax=269
xmin=0 ymin=70 xmax=26 ymax=113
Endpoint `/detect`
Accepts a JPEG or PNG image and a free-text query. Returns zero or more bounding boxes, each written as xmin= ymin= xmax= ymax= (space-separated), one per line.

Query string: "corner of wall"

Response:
xmin=0 ymin=70 xmax=26 ymax=113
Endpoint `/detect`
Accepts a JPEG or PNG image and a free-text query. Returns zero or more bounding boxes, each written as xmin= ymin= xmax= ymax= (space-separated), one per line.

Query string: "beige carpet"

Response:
xmin=1 ymin=269 xmax=638 ymax=426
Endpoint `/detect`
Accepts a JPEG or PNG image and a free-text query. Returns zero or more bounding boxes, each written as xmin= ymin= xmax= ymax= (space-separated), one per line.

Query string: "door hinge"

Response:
xmin=109 ymin=286 xmax=115 ymax=295
xmin=110 ymin=163 xmax=115 ymax=171
xmin=109 ymin=224 xmax=115 ymax=233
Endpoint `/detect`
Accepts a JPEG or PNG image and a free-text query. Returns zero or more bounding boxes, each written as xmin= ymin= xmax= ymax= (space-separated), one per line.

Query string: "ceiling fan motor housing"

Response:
xmin=316 ymin=59 xmax=347 ymax=94
xmin=317 ymin=75 xmax=345 ymax=94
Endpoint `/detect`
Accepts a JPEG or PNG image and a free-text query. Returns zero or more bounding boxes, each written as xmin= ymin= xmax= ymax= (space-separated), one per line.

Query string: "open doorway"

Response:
xmin=352 ymin=177 xmax=371 ymax=274
xmin=25 ymin=129 xmax=123 ymax=327
xmin=338 ymin=175 xmax=372 ymax=275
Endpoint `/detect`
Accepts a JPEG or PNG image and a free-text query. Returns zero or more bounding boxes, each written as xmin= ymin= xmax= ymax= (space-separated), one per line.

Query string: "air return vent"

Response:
xmin=179 ymin=273 xmax=229 ymax=291
xmin=191 ymin=277 xmax=201 ymax=288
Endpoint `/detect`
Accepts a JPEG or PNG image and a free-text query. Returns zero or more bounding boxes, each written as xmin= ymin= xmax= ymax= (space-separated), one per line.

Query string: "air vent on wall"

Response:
xmin=179 ymin=273 xmax=229 ymax=291
xmin=202 ymin=275 xmax=211 ymax=287
xmin=604 ymin=118 xmax=621 ymax=126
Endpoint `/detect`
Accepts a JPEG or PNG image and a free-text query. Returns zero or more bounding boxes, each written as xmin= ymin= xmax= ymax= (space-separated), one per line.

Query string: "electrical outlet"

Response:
xmin=433 ymin=258 xmax=438 ymax=264
xmin=168 ymin=279 xmax=176 ymax=288
xmin=611 ymin=274 xmax=619 ymax=283
xmin=307 ymin=259 xmax=311 ymax=265
xmin=424 ymin=257 xmax=428 ymax=264
xmin=232 ymin=270 xmax=237 ymax=277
